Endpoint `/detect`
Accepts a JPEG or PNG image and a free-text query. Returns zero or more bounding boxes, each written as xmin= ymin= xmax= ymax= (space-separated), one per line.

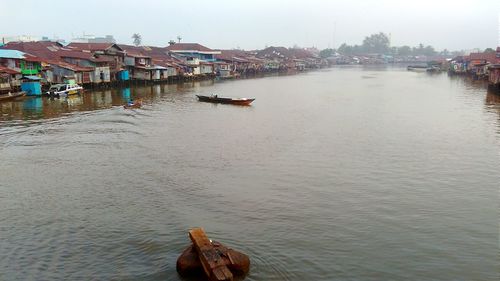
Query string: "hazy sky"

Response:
xmin=1 ymin=0 xmax=499 ymax=50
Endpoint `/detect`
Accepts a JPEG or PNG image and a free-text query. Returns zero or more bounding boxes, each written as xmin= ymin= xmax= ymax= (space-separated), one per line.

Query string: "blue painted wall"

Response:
xmin=118 ymin=70 xmax=130 ymax=80
xmin=21 ymin=81 xmax=42 ymax=96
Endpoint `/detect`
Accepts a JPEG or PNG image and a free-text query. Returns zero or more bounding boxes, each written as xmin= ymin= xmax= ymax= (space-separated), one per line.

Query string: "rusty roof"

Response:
xmin=1 ymin=41 xmax=64 ymax=61
xmin=67 ymin=42 xmax=124 ymax=52
xmin=0 ymin=65 xmax=21 ymax=75
xmin=469 ymin=52 xmax=498 ymax=63
xmin=117 ymin=44 xmax=152 ymax=58
xmin=165 ymin=43 xmax=218 ymax=53
xmin=45 ymin=59 xmax=94 ymax=72
xmin=58 ymin=50 xmax=113 ymax=62
xmin=118 ymin=44 xmax=184 ymax=64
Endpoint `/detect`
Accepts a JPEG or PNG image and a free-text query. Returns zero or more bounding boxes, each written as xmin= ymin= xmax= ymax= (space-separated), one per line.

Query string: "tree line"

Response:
xmin=319 ymin=32 xmax=480 ymax=58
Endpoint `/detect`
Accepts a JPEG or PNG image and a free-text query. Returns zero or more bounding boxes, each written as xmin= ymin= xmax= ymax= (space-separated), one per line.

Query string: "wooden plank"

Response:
xmin=189 ymin=228 xmax=234 ymax=281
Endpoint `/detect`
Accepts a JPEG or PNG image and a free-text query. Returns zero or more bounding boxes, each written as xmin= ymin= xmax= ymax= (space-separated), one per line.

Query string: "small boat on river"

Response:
xmin=407 ymin=65 xmax=441 ymax=73
xmin=0 ymin=91 xmax=26 ymax=101
xmin=123 ymin=99 xmax=142 ymax=109
xmin=196 ymin=94 xmax=255 ymax=105
xmin=407 ymin=65 xmax=428 ymax=72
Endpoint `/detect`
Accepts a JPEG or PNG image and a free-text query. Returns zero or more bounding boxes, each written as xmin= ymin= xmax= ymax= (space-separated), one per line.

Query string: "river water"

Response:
xmin=0 ymin=66 xmax=498 ymax=281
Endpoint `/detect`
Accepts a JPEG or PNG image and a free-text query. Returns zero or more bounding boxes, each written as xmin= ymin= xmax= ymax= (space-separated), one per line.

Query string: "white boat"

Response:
xmin=46 ymin=83 xmax=83 ymax=97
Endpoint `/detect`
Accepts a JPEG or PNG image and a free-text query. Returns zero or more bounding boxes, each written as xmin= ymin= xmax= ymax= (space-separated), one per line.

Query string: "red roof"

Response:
xmin=215 ymin=50 xmax=253 ymax=62
xmin=117 ymin=44 xmax=151 ymax=58
xmin=0 ymin=66 xmax=20 ymax=74
xmin=1 ymin=41 xmax=64 ymax=61
xmin=58 ymin=50 xmax=113 ymax=62
xmin=45 ymin=59 xmax=93 ymax=72
xmin=2 ymin=41 xmax=113 ymax=70
xmin=469 ymin=52 xmax=498 ymax=63
xmin=118 ymin=44 xmax=183 ymax=66
xmin=165 ymin=43 xmax=215 ymax=52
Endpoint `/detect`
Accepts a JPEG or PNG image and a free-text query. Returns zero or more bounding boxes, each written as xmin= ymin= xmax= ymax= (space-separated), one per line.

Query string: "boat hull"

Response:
xmin=196 ymin=95 xmax=255 ymax=105
xmin=407 ymin=66 xmax=428 ymax=72
xmin=0 ymin=91 xmax=26 ymax=101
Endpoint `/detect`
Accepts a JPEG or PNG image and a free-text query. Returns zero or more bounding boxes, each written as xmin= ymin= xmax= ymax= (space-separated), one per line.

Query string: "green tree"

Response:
xmin=484 ymin=48 xmax=495 ymax=53
xmin=362 ymin=32 xmax=390 ymax=54
xmin=413 ymin=43 xmax=425 ymax=55
xmin=132 ymin=33 xmax=142 ymax=46
xmin=397 ymin=45 xmax=412 ymax=56
xmin=319 ymin=48 xmax=336 ymax=58
xmin=338 ymin=43 xmax=353 ymax=55
xmin=352 ymin=45 xmax=363 ymax=54
xmin=423 ymin=45 xmax=436 ymax=56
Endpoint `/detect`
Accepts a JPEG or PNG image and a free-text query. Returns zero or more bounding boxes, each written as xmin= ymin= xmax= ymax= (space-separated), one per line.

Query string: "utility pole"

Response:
xmin=332 ymin=21 xmax=337 ymax=49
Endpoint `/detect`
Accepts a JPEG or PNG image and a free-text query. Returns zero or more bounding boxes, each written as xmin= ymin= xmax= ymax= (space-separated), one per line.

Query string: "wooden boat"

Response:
xmin=123 ymin=99 xmax=142 ymax=109
xmin=426 ymin=65 xmax=441 ymax=73
xmin=0 ymin=91 xmax=26 ymax=101
xmin=407 ymin=65 xmax=428 ymax=72
xmin=196 ymin=94 xmax=255 ymax=105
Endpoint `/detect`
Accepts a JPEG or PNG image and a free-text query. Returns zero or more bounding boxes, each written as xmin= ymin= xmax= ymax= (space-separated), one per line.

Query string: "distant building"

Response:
xmin=1 ymin=35 xmax=40 ymax=44
xmin=71 ymin=34 xmax=116 ymax=44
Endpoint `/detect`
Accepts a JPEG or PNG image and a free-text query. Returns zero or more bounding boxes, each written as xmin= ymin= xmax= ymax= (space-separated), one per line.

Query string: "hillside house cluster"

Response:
xmin=0 ymin=41 xmax=325 ymax=92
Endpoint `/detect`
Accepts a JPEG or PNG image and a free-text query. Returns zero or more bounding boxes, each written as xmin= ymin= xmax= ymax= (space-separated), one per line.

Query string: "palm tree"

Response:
xmin=132 ymin=33 xmax=142 ymax=46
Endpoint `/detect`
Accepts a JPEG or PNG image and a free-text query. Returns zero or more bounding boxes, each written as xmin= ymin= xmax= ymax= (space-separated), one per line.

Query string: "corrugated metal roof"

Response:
xmin=23 ymin=75 xmax=42 ymax=80
xmin=469 ymin=52 xmax=498 ymax=63
xmin=67 ymin=42 xmax=124 ymax=52
xmin=165 ymin=43 xmax=219 ymax=53
xmin=0 ymin=49 xmax=27 ymax=59
xmin=59 ymin=50 xmax=113 ymax=62
xmin=0 ymin=65 xmax=21 ymax=74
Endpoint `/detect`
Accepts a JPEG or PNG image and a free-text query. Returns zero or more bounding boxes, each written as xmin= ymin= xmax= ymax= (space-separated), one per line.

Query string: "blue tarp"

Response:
xmin=0 ymin=49 xmax=26 ymax=59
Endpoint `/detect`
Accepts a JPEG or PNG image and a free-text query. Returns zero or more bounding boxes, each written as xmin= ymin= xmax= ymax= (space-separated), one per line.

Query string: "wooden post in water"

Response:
xmin=189 ymin=227 xmax=234 ymax=281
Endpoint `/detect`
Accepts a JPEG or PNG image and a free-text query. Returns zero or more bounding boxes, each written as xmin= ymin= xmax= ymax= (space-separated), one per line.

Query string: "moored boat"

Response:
xmin=0 ymin=91 xmax=26 ymax=101
xmin=45 ymin=83 xmax=83 ymax=97
xmin=196 ymin=94 xmax=255 ymax=105
xmin=407 ymin=65 xmax=428 ymax=72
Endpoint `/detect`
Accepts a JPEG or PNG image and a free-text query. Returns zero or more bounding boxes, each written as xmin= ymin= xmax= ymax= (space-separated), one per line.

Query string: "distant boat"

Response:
xmin=407 ymin=65 xmax=428 ymax=72
xmin=196 ymin=94 xmax=255 ymax=106
xmin=0 ymin=91 xmax=26 ymax=101
xmin=425 ymin=65 xmax=441 ymax=73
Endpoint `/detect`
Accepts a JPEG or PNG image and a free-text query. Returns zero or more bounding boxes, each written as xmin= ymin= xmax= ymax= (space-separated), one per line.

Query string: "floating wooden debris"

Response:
xmin=176 ymin=227 xmax=250 ymax=281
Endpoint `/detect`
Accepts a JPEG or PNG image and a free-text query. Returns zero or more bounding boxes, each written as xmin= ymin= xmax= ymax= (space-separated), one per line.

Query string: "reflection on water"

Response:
xmin=122 ymin=87 xmax=131 ymax=102
xmin=0 ymin=80 xmax=216 ymax=122
xmin=0 ymin=67 xmax=498 ymax=281
xmin=1 ymin=74 xmax=497 ymax=124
